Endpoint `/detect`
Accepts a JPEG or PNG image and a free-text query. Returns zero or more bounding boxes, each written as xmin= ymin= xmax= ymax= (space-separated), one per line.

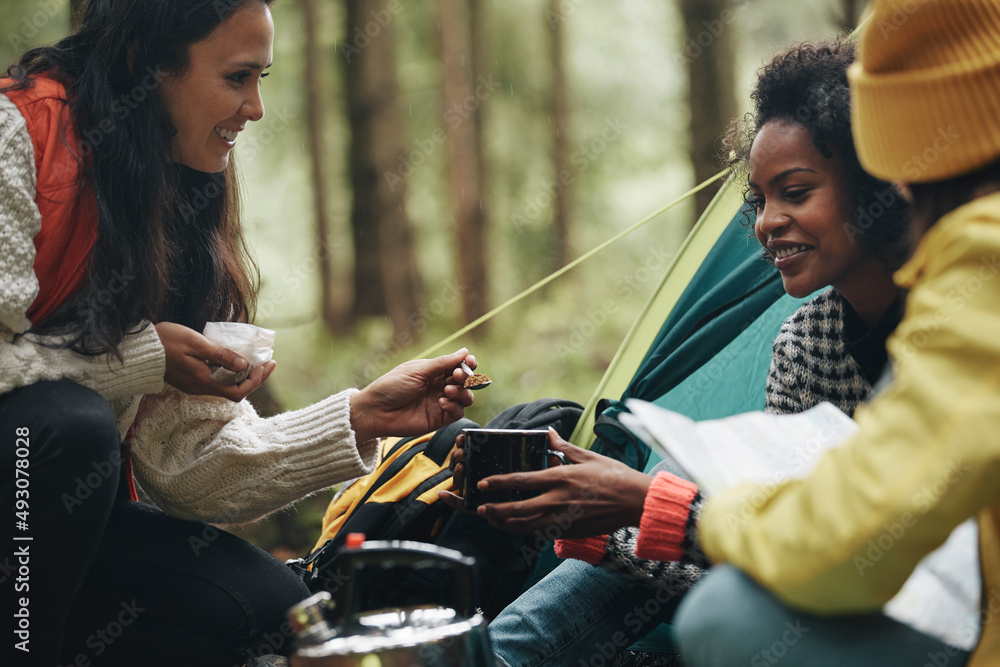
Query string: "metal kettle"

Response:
xmin=287 ymin=540 xmax=495 ymax=666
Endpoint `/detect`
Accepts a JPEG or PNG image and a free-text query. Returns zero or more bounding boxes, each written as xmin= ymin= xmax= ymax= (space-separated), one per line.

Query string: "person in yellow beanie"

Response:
xmin=674 ymin=1 xmax=1000 ymax=665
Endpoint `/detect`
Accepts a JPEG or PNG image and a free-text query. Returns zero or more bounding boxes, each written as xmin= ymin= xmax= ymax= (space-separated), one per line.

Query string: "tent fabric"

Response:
xmin=622 ymin=206 xmax=781 ymax=402
xmin=575 ymin=178 xmax=807 ymax=472
xmin=651 ymin=292 xmax=807 ymax=423
xmin=561 ymin=177 xmax=812 ymax=656
xmin=570 ymin=179 xmax=747 ymax=448
xmin=571 ymin=181 xmax=740 ymax=441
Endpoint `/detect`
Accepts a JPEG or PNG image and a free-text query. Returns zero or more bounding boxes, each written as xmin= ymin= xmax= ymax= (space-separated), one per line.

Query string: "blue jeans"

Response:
xmin=675 ymin=565 xmax=972 ymax=667
xmin=490 ymin=558 xmax=681 ymax=667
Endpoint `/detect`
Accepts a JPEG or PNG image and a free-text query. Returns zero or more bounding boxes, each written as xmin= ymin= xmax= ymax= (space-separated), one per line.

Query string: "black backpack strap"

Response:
xmin=285 ymin=537 xmax=334 ymax=590
xmin=483 ymin=398 xmax=583 ymax=438
xmin=424 ymin=417 xmax=478 ymax=466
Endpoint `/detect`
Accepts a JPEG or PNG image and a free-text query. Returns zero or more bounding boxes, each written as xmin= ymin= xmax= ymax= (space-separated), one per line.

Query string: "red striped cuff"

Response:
xmin=554 ymin=535 xmax=610 ymax=565
xmin=635 ymin=472 xmax=699 ymax=561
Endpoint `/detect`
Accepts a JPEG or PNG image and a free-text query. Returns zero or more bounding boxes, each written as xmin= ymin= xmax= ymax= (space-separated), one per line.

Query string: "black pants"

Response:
xmin=1 ymin=380 xmax=310 ymax=666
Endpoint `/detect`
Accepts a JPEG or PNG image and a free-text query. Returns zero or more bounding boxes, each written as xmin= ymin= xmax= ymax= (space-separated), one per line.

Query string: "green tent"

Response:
xmin=571 ymin=178 xmax=811 ymax=469
xmin=558 ymin=177 xmax=816 ymax=654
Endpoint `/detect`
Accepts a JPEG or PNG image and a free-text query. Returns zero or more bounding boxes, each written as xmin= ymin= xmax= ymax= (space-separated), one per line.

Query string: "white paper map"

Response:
xmin=620 ymin=399 xmax=981 ymax=652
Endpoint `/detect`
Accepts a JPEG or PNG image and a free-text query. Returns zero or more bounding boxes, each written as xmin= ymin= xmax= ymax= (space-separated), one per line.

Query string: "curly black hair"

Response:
xmin=723 ymin=40 xmax=910 ymax=270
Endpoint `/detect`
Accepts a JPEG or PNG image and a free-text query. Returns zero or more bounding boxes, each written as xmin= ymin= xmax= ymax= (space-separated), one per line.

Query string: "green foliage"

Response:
xmin=0 ymin=0 xmax=71 ymax=65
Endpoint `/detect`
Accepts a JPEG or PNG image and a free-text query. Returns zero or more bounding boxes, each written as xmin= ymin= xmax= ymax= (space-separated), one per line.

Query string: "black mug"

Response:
xmin=461 ymin=429 xmax=565 ymax=510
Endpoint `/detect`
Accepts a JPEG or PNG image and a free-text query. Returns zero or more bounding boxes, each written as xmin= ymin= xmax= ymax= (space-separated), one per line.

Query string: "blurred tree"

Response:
xmin=302 ymin=0 xmax=345 ymax=335
xmin=70 ymin=0 xmax=84 ymax=29
xmin=548 ymin=0 xmax=571 ymax=269
xmin=469 ymin=0 xmax=491 ymax=300
xmin=343 ymin=0 xmax=423 ymax=332
xmin=837 ymin=0 xmax=862 ymax=31
xmin=679 ymin=0 xmax=737 ymax=223
xmin=438 ymin=0 xmax=488 ymax=324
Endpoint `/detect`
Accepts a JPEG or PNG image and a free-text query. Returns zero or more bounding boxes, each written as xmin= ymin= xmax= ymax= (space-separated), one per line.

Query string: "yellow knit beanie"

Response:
xmin=849 ymin=0 xmax=1000 ymax=183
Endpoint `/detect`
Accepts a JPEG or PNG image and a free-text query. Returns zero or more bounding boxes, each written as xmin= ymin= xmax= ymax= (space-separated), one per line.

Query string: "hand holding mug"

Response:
xmin=458 ymin=428 xmax=567 ymax=510
xmin=440 ymin=429 xmax=653 ymax=538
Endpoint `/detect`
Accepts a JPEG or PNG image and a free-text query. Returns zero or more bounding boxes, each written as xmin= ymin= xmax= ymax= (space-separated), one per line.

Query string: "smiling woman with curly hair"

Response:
xmin=726 ymin=40 xmax=911 ymax=277
xmin=477 ymin=39 xmax=912 ymax=667
xmin=725 ymin=39 xmax=912 ymax=416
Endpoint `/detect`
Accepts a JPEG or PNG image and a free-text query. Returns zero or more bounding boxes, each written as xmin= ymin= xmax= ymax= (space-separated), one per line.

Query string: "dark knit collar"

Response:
xmin=841 ymin=291 xmax=905 ymax=384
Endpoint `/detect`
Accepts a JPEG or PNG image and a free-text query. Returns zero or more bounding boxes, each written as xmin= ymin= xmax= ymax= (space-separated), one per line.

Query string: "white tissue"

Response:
xmin=202 ymin=322 xmax=276 ymax=384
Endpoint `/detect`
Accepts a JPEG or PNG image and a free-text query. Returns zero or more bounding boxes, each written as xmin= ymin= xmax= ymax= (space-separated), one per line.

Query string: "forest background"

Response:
xmin=2 ymin=0 xmax=861 ymax=557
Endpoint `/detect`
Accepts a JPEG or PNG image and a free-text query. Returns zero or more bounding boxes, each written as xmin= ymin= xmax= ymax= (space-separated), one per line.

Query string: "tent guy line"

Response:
xmin=412 ymin=168 xmax=732 ymax=361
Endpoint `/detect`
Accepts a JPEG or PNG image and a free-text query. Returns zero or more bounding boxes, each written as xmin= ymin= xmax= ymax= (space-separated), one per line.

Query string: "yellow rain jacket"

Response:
xmin=700 ymin=191 xmax=1000 ymax=665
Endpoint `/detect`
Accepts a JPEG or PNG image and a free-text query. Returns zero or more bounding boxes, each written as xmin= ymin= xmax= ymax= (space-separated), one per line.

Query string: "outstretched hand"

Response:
xmin=155 ymin=322 xmax=275 ymax=402
xmin=349 ymin=348 xmax=476 ymax=443
xmin=439 ymin=428 xmax=653 ymax=538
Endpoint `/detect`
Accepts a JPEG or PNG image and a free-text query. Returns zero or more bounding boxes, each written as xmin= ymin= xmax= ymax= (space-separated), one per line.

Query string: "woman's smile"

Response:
xmin=770 ymin=242 xmax=815 ymax=271
xmin=214 ymin=126 xmax=240 ymax=145
xmin=158 ymin=3 xmax=272 ymax=172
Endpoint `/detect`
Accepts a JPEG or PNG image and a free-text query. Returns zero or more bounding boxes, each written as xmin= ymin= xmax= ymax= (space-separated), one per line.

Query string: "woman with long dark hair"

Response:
xmin=0 ymin=1 xmax=475 ymax=664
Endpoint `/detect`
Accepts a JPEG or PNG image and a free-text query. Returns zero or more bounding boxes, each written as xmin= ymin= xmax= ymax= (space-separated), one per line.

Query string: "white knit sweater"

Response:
xmin=0 ymin=92 xmax=378 ymax=524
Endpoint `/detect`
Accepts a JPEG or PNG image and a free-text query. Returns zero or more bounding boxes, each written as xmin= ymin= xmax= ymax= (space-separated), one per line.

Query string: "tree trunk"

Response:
xmin=343 ymin=0 xmax=422 ymax=331
xmin=438 ymin=0 xmax=489 ymax=324
xmin=302 ymin=0 xmax=345 ymax=335
xmin=469 ymin=0 xmax=490 ymax=273
xmin=548 ymin=0 xmax=571 ymax=269
xmin=838 ymin=0 xmax=862 ymax=32
xmin=70 ymin=0 xmax=85 ymax=29
xmin=679 ymin=0 xmax=737 ymax=224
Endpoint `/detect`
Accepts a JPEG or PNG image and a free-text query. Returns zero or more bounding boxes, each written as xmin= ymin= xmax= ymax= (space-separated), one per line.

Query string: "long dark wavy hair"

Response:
xmin=723 ymin=40 xmax=911 ymax=271
xmin=3 ymin=0 xmax=272 ymax=357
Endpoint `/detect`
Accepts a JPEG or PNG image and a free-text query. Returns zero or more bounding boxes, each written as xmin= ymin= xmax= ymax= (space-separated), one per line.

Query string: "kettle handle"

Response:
xmin=337 ymin=540 xmax=481 ymax=619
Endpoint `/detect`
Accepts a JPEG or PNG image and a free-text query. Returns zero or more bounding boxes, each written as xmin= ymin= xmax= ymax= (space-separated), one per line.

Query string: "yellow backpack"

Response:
xmin=312 ymin=425 xmax=463 ymax=552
